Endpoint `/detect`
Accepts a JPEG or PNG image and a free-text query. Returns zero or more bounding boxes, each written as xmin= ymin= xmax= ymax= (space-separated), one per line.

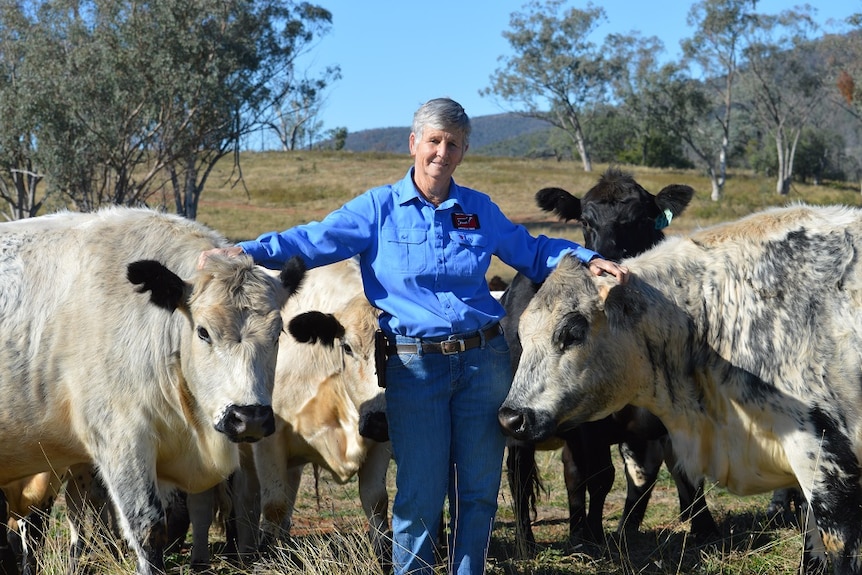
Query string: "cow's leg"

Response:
xmin=661 ymin=439 xmax=719 ymax=543
xmin=0 ymin=489 xmax=16 ymax=575
xmin=97 ymin=459 xmax=167 ymax=575
xmin=66 ymin=463 xmax=129 ymax=575
xmin=799 ymin=503 xmax=829 ymax=575
xmin=358 ymin=441 xmax=392 ymax=572
xmin=505 ymin=439 xmax=540 ymax=559
xmin=65 ymin=465 xmax=93 ymax=575
xmin=186 ymin=489 xmax=214 ymax=571
xmin=259 ymin=462 xmax=303 ymax=552
xmin=767 ymin=487 xmax=805 ymax=529
xmin=561 ymin=423 xmax=613 ymax=548
xmin=616 ymin=437 xmax=662 ymax=536
xmin=163 ymin=490 xmax=189 ymax=555
xmin=18 ymin=508 xmax=50 ymax=575
xmin=224 ymin=445 xmax=260 ymax=564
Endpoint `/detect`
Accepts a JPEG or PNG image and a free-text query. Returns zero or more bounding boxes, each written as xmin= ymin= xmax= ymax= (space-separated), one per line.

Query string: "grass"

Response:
xmin=28 ymin=452 xmax=809 ymax=575
xmin=18 ymin=151 xmax=862 ymax=574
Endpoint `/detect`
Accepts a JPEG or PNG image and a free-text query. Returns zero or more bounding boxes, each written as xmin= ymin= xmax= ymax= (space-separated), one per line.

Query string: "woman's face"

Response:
xmin=409 ymin=127 xmax=467 ymax=192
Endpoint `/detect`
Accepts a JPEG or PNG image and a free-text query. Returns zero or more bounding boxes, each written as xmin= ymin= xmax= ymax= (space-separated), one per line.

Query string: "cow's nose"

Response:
xmin=498 ymin=407 xmax=528 ymax=437
xmin=215 ymin=405 xmax=275 ymax=442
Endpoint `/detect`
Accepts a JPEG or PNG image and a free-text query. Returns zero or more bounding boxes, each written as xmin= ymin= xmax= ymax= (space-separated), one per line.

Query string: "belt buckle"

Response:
xmin=441 ymin=338 xmax=465 ymax=355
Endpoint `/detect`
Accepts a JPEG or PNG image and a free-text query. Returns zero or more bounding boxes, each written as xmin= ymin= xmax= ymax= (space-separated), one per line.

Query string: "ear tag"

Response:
xmin=655 ymin=208 xmax=674 ymax=230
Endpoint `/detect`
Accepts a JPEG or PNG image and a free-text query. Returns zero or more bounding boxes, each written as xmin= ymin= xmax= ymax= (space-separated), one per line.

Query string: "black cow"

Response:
xmin=500 ymin=167 xmax=718 ymax=557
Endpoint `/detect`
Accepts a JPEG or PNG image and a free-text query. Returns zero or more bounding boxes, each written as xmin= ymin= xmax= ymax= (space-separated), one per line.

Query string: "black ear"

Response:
xmin=279 ymin=255 xmax=307 ymax=296
xmin=603 ymin=283 xmax=646 ymax=332
xmin=288 ymin=311 xmax=345 ymax=347
xmin=655 ymin=184 xmax=694 ymax=218
xmin=535 ymin=187 xmax=583 ymax=222
xmin=127 ymin=260 xmax=186 ymax=312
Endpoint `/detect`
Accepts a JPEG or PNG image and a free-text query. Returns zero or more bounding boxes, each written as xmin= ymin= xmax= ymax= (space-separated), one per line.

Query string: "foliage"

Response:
xmin=0 ymin=0 xmax=336 ymax=219
xmin=483 ymin=0 xmax=611 ymax=172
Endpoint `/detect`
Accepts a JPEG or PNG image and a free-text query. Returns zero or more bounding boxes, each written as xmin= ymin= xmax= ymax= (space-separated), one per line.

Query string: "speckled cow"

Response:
xmin=500 ymin=204 xmax=862 ymax=575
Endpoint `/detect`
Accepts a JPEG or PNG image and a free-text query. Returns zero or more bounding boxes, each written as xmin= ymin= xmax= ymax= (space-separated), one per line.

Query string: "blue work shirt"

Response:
xmin=239 ymin=169 xmax=598 ymax=338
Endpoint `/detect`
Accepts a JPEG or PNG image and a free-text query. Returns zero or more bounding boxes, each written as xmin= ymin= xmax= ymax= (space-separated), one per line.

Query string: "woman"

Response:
xmin=200 ymin=97 xmax=627 ymax=574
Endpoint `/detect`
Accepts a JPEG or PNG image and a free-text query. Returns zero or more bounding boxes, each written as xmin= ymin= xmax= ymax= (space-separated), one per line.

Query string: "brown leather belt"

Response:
xmin=388 ymin=323 xmax=503 ymax=356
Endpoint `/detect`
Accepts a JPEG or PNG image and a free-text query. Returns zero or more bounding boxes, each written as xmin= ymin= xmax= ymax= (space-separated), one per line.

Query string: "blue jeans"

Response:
xmin=385 ymin=329 xmax=511 ymax=575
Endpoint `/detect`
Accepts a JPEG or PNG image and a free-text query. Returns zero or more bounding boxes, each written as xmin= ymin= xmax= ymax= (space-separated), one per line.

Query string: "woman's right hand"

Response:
xmin=197 ymin=246 xmax=245 ymax=269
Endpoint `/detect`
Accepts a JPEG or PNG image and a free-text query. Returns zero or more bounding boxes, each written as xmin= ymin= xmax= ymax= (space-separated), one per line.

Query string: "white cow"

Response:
xmin=0 ymin=207 xmax=304 ymax=575
xmin=499 ymin=204 xmax=862 ymax=575
xmin=184 ymin=259 xmax=391 ymax=569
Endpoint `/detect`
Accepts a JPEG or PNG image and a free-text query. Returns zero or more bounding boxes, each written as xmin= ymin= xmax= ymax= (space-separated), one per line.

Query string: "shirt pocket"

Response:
xmin=382 ymin=228 xmax=427 ymax=273
xmin=448 ymin=231 xmax=489 ymax=276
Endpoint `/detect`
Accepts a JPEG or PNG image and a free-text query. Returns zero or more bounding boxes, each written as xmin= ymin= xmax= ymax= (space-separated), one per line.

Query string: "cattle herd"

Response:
xmin=2 ymin=171 xmax=862 ymax=575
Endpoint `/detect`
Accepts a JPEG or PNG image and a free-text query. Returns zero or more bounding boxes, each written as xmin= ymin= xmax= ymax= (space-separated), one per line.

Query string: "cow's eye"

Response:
xmin=197 ymin=326 xmax=211 ymax=343
xmin=342 ymin=342 xmax=355 ymax=357
xmin=553 ymin=313 xmax=588 ymax=351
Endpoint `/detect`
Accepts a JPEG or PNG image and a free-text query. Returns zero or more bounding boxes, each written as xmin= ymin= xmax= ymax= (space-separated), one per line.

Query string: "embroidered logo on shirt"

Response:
xmin=452 ymin=213 xmax=480 ymax=230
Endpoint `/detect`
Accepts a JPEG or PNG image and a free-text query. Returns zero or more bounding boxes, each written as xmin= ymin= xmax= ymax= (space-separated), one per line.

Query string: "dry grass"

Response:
xmin=29 ymin=450 xmax=809 ymax=575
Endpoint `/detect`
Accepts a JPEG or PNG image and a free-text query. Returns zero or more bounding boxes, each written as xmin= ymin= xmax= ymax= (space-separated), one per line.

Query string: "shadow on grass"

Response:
xmin=487 ymin=510 xmax=799 ymax=575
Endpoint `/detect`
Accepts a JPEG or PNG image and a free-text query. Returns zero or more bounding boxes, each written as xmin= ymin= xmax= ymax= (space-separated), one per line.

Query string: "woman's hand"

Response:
xmin=197 ymin=246 xmax=245 ymax=269
xmin=588 ymin=258 xmax=629 ymax=284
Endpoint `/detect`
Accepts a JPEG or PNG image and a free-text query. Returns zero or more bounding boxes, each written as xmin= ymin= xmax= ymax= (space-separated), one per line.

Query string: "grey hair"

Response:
xmin=412 ymin=98 xmax=471 ymax=146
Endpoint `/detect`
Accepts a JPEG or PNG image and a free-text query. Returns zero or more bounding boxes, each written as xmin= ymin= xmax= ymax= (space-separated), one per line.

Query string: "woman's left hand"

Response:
xmin=588 ymin=258 xmax=629 ymax=284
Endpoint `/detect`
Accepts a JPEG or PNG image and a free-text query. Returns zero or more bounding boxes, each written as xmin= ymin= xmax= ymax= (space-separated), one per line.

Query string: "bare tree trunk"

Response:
xmin=574 ymin=129 xmax=592 ymax=173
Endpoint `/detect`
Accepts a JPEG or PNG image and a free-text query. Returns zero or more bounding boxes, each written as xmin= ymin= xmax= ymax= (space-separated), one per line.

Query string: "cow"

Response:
xmin=499 ymin=168 xmax=716 ymax=557
xmin=0 ymin=207 xmax=305 ymax=575
xmin=1 ymin=472 xmax=63 ymax=575
xmin=498 ymin=203 xmax=862 ymax=574
xmin=181 ymin=259 xmax=391 ymax=570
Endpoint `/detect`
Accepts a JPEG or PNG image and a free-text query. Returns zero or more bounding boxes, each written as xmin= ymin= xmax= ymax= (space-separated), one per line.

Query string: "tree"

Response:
xmin=0 ymin=0 xmax=336 ymax=220
xmin=603 ymin=32 xmax=697 ymax=168
xmin=681 ymin=0 xmax=757 ymax=200
xmin=640 ymin=63 xmax=727 ymax=180
xmin=270 ymin=66 xmax=341 ymax=151
xmin=482 ymin=0 xmax=611 ymax=172
xmin=740 ymin=6 xmax=826 ymax=195
xmin=0 ymin=2 xmax=45 ymax=220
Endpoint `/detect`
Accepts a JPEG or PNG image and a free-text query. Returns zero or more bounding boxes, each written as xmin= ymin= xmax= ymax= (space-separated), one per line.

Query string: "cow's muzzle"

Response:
xmin=497 ymin=406 xmax=554 ymax=443
xmin=215 ymin=405 xmax=275 ymax=442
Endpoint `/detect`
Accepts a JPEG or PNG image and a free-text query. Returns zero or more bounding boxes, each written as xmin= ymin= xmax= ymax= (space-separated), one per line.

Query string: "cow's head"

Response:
xmin=498 ymin=256 xmax=652 ymax=442
xmin=127 ymin=254 xmax=306 ymax=443
xmin=536 ymin=166 xmax=694 ymax=260
xmin=277 ymin=295 xmax=384 ymax=482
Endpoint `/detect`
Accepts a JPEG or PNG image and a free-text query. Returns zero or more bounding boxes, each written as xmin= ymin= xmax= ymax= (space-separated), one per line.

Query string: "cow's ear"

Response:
xmin=279 ymin=255 xmax=307 ymax=299
xmin=288 ymin=311 xmax=345 ymax=347
xmin=535 ymin=187 xmax=582 ymax=222
xmin=655 ymin=184 xmax=694 ymax=218
xmin=127 ymin=260 xmax=189 ymax=313
xmin=602 ymin=283 xmax=646 ymax=332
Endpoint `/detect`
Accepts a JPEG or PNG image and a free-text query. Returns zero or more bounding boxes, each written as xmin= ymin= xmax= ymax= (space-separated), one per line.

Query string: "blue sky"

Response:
xmin=302 ymin=1 xmax=855 ymax=135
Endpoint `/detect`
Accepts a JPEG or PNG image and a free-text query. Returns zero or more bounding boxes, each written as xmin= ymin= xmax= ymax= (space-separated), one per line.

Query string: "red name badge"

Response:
xmin=452 ymin=213 xmax=480 ymax=230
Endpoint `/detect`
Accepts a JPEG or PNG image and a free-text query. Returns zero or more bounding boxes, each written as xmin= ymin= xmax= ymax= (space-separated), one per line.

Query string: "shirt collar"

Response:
xmin=396 ymin=168 xmax=462 ymax=210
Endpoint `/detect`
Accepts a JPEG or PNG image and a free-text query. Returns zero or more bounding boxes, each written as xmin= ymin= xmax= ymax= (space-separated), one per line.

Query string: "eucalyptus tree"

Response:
xmin=740 ymin=6 xmax=826 ymax=195
xmin=483 ymin=0 xmax=611 ymax=172
xmin=0 ymin=1 xmax=44 ymax=220
xmin=603 ymin=32 xmax=680 ymax=167
xmin=0 ymin=0 xmax=335 ymax=219
xmin=680 ymin=0 xmax=757 ymax=200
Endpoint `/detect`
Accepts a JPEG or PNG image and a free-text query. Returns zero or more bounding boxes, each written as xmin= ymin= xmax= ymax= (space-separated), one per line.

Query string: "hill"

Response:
xmin=342 ymin=113 xmax=553 ymax=155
